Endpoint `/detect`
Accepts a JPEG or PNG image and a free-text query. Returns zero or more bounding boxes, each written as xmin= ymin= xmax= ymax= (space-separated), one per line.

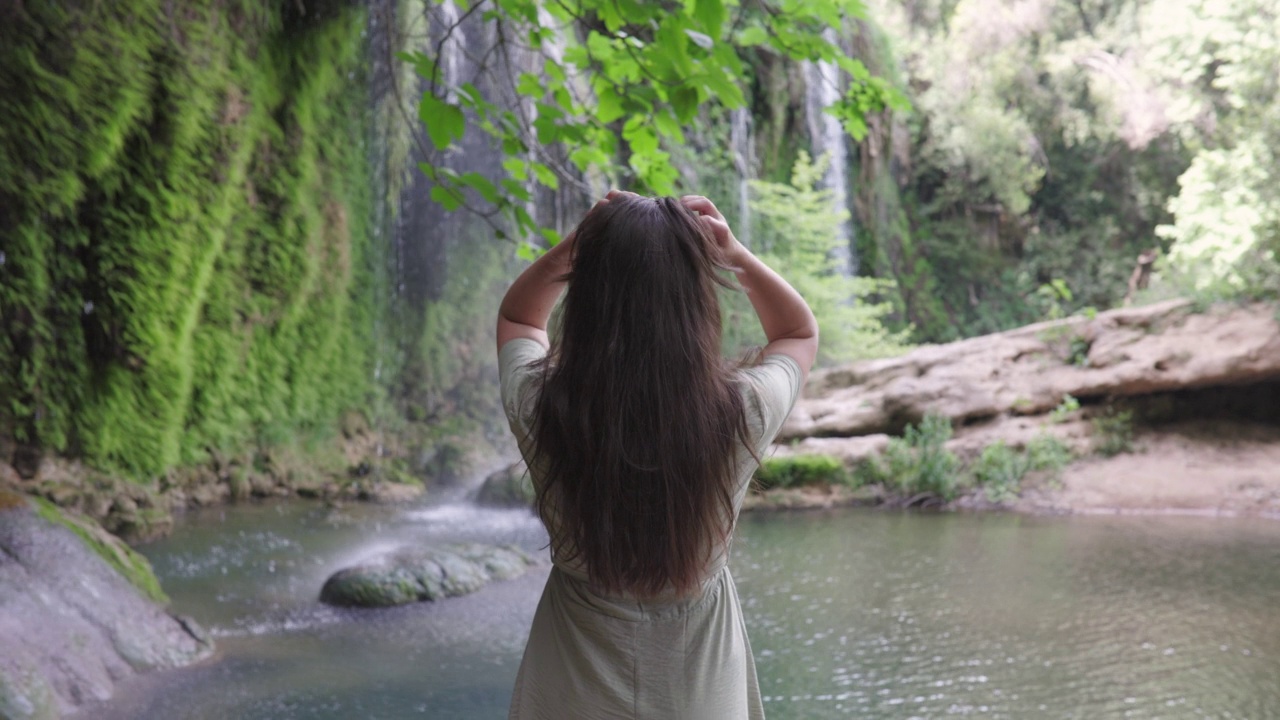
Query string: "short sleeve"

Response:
xmin=736 ymin=353 xmax=804 ymax=451
xmin=498 ymin=338 xmax=547 ymax=437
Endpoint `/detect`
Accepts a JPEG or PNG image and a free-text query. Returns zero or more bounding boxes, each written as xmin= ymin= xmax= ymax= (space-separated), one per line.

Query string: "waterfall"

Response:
xmin=437 ymin=1 xmax=466 ymax=103
xmin=803 ymin=28 xmax=856 ymax=276
xmin=730 ymin=107 xmax=753 ymax=247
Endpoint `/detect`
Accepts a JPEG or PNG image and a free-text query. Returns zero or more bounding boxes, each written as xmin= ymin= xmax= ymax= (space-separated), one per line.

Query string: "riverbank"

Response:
xmin=752 ymin=300 xmax=1280 ymax=518
xmin=745 ymin=424 xmax=1280 ymax=519
xmin=0 ymin=420 xmax=511 ymax=544
xmin=1018 ymin=420 xmax=1280 ymax=518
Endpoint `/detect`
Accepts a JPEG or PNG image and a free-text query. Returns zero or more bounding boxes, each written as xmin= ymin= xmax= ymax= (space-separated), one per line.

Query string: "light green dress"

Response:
xmin=499 ymin=338 xmax=802 ymax=720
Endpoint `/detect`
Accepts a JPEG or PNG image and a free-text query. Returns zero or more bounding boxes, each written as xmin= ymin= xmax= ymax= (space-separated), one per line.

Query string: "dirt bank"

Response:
xmin=1018 ymin=421 xmax=1280 ymax=518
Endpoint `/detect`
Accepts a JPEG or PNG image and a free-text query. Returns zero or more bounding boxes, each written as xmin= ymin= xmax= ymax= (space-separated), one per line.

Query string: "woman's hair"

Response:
xmin=529 ymin=195 xmax=754 ymax=598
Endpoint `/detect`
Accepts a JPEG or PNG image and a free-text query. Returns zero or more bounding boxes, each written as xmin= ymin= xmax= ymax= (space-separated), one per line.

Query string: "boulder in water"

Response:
xmin=474 ymin=462 xmax=534 ymax=508
xmin=319 ymin=542 xmax=536 ymax=608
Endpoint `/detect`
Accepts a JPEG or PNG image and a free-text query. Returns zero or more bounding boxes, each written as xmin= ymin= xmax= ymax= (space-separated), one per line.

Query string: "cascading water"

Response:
xmin=803 ymin=28 xmax=856 ymax=276
xmin=730 ymin=106 xmax=753 ymax=247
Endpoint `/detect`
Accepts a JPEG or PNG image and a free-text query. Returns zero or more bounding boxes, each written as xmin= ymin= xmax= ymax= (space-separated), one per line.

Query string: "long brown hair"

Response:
xmin=529 ymin=195 xmax=753 ymax=598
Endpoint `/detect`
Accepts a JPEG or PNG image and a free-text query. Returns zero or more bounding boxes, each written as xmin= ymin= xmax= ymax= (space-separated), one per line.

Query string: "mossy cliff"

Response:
xmin=0 ymin=1 xmax=508 ymax=508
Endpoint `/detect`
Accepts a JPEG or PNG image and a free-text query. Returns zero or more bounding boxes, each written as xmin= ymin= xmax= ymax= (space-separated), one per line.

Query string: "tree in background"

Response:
xmin=731 ymin=151 xmax=910 ymax=363
xmin=1143 ymin=0 xmax=1280 ymax=299
xmin=860 ymin=0 xmax=1194 ymax=340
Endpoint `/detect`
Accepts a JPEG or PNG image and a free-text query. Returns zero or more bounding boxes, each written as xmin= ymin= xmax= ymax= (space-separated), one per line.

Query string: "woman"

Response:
xmin=497 ymin=191 xmax=817 ymax=719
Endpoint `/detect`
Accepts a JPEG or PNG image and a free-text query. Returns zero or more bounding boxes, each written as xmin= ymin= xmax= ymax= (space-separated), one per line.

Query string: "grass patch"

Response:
xmin=754 ymin=455 xmax=852 ymax=490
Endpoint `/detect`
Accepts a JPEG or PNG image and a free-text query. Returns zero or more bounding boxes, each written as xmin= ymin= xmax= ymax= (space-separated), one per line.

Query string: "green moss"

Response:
xmin=755 ymin=455 xmax=853 ymax=490
xmin=29 ymin=496 xmax=169 ymax=605
xmin=0 ymin=1 xmax=392 ymax=479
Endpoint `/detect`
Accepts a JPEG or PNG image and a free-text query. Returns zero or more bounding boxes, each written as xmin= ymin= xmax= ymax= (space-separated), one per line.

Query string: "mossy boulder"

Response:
xmin=28 ymin=495 xmax=168 ymax=604
xmin=474 ymin=462 xmax=535 ymax=508
xmin=0 ymin=491 xmax=214 ymax=718
xmin=319 ymin=543 xmax=535 ymax=608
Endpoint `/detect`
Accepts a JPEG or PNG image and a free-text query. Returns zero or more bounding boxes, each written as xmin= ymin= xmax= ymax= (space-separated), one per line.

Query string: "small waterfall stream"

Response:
xmin=803 ymin=28 xmax=857 ymax=276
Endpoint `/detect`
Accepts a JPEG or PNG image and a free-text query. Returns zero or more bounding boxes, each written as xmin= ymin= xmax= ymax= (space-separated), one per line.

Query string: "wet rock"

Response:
xmin=0 ymin=491 xmax=214 ymax=719
xmin=474 ymin=462 xmax=534 ymax=508
xmin=319 ymin=543 xmax=536 ymax=608
xmin=357 ymin=479 xmax=425 ymax=504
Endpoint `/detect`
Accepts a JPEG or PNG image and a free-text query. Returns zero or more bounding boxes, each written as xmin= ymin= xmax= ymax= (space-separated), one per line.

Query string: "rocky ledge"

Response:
xmin=0 ymin=491 xmax=214 ymax=720
xmin=775 ymin=300 xmax=1280 ymax=515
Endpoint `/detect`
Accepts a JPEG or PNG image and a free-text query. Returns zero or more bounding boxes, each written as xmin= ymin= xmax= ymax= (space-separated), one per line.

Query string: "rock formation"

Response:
xmin=773 ymin=300 xmax=1280 ymax=503
xmin=474 ymin=462 xmax=535 ymax=508
xmin=319 ymin=543 xmax=536 ymax=608
xmin=0 ymin=492 xmax=214 ymax=720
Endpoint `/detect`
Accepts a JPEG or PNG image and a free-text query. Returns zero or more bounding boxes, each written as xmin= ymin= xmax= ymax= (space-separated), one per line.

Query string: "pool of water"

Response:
xmin=84 ymin=501 xmax=1280 ymax=719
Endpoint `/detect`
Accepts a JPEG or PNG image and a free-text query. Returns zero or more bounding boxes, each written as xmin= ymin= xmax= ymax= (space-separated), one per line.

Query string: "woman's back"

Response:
xmin=496 ymin=192 xmax=817 ymax=718
xmin=501 ymin=339 xmax=802 ymax=719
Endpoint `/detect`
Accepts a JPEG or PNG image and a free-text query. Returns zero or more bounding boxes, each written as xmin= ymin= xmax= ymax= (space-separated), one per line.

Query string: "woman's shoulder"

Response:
xmin=733 ymin=353 xmax=803 ymax=442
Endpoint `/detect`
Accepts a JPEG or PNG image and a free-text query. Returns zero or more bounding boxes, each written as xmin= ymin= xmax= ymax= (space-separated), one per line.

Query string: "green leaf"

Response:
xmin=623 ymin=120 xmax=659 ymax=155
xmin=516 ymin=73 xmax=543 ymax=97
xmin=500 ymin=177 xmax=533 ymax=201
xmin=652 ymin=109 xmax=685 ymax=144
xmin=419 ymin=94 xmax=465 ymax=150
xmin=503 ymin=157 xmax=528 ymax=180
xmin=533 ymin=115 xmax=560 ymax=144
xmin=670 ymin=86 xmax=700 ymax=122
xmin=540 ymin=227 xmax=563 ymax=246
xmin=693 ymin=0 xmax=726 ymax=39
xmin=569 ymin=145 xmax=611 ymax=170
xmin=737 ymin=26 xmax=768 ymax=46
xmin=430 ymin=185 xmax=462 ymax=211
xmin=531 ymin=162 xmax=559 ymax=189
xmin=459 ymin=172 xmax=500 ymax=204
xmin=597 ymin=85 xmax=625 ymax=124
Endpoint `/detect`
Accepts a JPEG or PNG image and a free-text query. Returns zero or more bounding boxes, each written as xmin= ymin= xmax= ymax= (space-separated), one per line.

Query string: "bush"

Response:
xmin=968 ymin=434 xmax=1072 ymax=503
xmin=1026 ymin=434 xmax=1073 ymax=474
xmin=1092 ymin=408 xmax=1135 ymax=457
xmin=754 ymin=455 xmax=851 ymax=490
xmin=859 ymin=414 xmax=961 ymax=501
xmin=969 ymin=441 xmax=1025 ymax=502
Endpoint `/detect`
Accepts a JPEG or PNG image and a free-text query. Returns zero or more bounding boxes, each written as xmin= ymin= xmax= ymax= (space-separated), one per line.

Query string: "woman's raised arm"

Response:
xmin=496 ymin=194 xmax=614 ymax=351
xmin=682 ymin=195 xmax=819 ymax=382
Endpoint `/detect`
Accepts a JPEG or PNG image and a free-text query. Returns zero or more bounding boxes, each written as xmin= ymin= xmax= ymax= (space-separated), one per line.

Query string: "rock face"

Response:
xmin=0 ymin=492 xmax=214 ymax=720
xmin=781 ymin=301 xmax=1280 ymax=457
xmin=474 ymin=462 xmax=534 ymax=508
xmin=319 ymin=543 xmax=536 ymax=608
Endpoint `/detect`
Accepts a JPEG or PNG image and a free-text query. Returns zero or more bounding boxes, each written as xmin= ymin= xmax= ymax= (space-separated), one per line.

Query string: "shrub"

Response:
xmin=969 ymin=441 xmax=1025 ymax=502
xmin=754 ymin=455 xmax=851 ymax=490
xmin=859 ymin=414 xmax=961 ymax=501
xmin=1026 ymin=434 xmax=1073 ymax=474
xmin=1092 ymin=408 xmax=1135 ymax=457
xmin=968 ymin=434 xmax=1072 ymax=503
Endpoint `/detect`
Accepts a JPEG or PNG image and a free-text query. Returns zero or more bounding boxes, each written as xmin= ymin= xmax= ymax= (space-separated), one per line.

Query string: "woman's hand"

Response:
xmin=682 ymin=194 xmax=817 ymax=378
xmin=681 ymin=195 xmax=749 ymax=265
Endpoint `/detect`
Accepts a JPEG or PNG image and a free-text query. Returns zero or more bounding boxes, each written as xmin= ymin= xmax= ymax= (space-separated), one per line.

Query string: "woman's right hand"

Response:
xmin=681 ymin=195 xmax=749 ymax=265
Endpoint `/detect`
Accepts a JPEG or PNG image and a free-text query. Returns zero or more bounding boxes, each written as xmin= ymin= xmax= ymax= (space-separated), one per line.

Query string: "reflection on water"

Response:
xmin=85 ymin=503 xmax=1280 ymax=719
